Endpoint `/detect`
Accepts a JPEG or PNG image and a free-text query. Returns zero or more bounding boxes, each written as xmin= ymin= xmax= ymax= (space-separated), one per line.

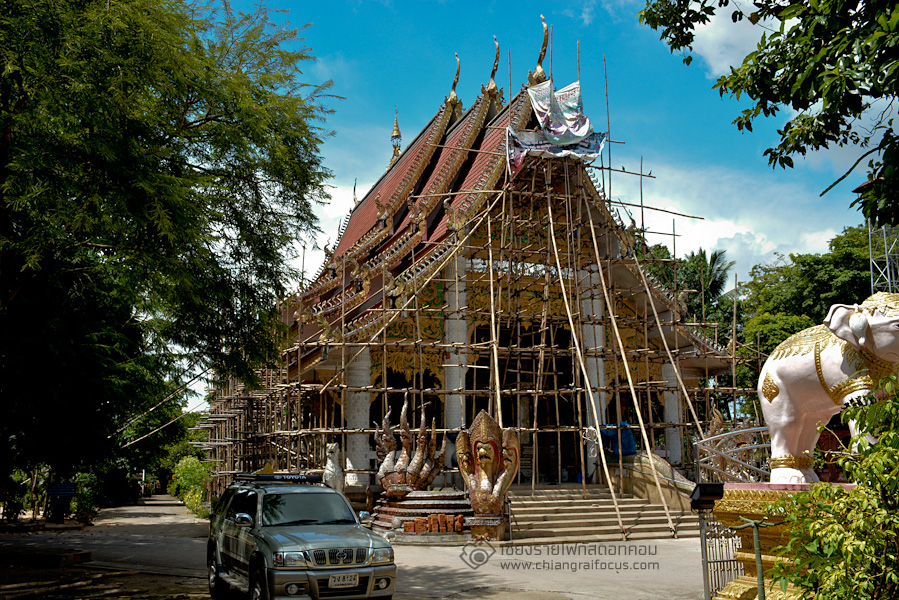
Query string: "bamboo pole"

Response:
xmin=487 ymin=192 xmax=504 ymax=427
xmin=583 ymin=186 xmax=677 ymax=537
xmin=543 ymin=163 xmax=627 ymax=539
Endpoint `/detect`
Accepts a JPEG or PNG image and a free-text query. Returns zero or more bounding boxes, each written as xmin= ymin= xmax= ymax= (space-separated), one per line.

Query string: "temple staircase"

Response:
xmin=506 ymin=485 xmax=700 ymax=544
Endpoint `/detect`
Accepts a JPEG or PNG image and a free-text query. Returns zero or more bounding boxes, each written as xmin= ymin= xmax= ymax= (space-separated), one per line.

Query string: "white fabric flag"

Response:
xmin=526 ymin=79 xmax=594 ymax=145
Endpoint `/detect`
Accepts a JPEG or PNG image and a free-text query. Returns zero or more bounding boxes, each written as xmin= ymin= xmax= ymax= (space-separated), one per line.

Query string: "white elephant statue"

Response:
xmin=759 ymin=292 xmax=899 ymax=483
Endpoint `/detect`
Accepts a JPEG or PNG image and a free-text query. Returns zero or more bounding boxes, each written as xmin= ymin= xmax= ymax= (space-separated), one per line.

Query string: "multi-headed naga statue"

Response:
xmin=374 ymin=400 xmax=447 ymax=497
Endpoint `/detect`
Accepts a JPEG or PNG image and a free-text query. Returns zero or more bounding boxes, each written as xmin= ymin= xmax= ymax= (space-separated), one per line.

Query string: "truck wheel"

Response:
xmin=207 ymin=550 xmax=227 ymax=600
xmin=249 ymin=565 xmax=269 ymax=600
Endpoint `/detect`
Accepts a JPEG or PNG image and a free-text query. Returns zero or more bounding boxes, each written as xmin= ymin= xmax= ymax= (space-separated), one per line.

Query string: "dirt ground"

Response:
xmin=0 ymin=565 xmax=207 ymax=599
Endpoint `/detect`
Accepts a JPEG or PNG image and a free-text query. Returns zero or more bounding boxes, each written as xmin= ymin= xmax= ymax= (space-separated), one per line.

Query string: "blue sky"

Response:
xmin=248 ymin=0 xmax=868 ymax=287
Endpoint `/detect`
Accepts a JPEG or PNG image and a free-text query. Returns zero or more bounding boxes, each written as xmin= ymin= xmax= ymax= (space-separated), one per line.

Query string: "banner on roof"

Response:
xmin=506 ymin=127 xmax=607 ymax=178
xmin=526 ymin=79 xmax=594 ymax=145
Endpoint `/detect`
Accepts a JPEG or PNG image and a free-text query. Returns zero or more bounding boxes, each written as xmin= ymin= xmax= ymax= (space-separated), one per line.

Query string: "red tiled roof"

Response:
xmin=393 ymin=94 xmax=490 ymax=237
xmin=430 ymin=90 xmax=532 ymax=242
xmin=334 ymin=103 xmax=452 ymax=258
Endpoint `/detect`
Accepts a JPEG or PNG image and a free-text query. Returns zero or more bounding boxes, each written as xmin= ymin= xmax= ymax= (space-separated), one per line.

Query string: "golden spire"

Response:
xmin=388 ymin=107 xmax=402 ymax=170
xmin=391 ymin=108 xmax=401 ymax=144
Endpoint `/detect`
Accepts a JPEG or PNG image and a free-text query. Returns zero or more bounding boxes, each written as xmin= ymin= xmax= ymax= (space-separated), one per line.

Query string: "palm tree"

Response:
xmin=678 ymin=248 xmax=735 ymax=321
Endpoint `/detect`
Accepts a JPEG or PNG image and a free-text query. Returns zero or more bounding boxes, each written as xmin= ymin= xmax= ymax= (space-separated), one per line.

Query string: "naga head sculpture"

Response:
xmin=455 ymin=410 xmax=520 ymax=540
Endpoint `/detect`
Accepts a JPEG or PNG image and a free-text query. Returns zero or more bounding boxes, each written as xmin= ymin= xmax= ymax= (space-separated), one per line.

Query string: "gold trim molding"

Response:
xmin=769 ymin=455 xmax=813 ymax=470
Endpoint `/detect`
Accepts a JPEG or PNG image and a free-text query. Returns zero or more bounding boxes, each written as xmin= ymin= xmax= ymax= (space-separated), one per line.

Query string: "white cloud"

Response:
xmin=580 ymin=0 xmax=598 ymax=26
xmin=608 ymin=161 xmax=854 ymax=289
xmin=692 ymin=13 xmax=769 ymax=77
xmin=800 ymin=228 xmax=837 ymax=251
xmin=291 ymin=183 xmax=374 ymax=284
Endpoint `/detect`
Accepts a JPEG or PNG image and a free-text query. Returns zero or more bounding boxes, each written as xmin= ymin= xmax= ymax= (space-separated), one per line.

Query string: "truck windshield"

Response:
xmin=262 ymin=492 xmax=356 ymax=527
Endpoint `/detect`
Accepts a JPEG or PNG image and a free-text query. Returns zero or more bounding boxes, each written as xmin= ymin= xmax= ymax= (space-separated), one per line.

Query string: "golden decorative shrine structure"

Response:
xmin=199 ymin=20 xmax=761 ymax=532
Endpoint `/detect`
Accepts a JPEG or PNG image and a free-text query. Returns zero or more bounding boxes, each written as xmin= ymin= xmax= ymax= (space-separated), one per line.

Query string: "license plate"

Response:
xmin=328 ymin=573 xmax=358 ymax=588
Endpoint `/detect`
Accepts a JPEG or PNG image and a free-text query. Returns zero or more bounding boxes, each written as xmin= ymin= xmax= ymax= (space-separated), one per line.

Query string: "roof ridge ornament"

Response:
xmin=445 ymin=53 xmax=463 ymax=114
xmin=484 ymin=36 xmax=500 ymax=96
xmin=528 ymin=15 xmax=549 ymax=86
xmin=482 ymin=36 xmax=504 ymax=110
xmin=391 ymin=109 xmax=401 ymax=142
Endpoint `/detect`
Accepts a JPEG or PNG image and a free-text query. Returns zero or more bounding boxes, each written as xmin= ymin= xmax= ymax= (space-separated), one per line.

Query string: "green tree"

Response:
xmin=743 ymin=225 xmax=870 ymax=330
xmin=678 ymin=248 xmax=736 ymax=321
xmin=0 ymin=0 xmax=333 ymax=477
xmin=154 ymin=412 xmax=208 ymax=490
xmin=639 ymin=0 xmax=899 ymax=224
xmin=1 ymin=257 xmax=170 ymax=477
xmin=743 ymin=312 xmax=817 ymax=357
xmin=637 ymin=241 xmax=675 ymax=286
xmin=732 ymin=226 xmax=869 ymax=415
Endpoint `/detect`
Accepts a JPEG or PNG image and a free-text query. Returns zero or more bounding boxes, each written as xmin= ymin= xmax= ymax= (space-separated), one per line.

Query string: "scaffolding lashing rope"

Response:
xmin=543 ymin=163 xmax=627 ymax=540
xmin=577 ymin=165 xmax=678 ymax=538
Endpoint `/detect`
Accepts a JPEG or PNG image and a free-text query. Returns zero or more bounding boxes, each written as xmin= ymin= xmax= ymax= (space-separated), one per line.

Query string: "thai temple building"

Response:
xmin=200 ymin=22 xmax=757 ymax=539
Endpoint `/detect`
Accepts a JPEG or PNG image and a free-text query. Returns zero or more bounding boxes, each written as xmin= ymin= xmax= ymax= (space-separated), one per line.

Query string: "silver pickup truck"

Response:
xmin=207 ymin=473 xmax=396 ymax=600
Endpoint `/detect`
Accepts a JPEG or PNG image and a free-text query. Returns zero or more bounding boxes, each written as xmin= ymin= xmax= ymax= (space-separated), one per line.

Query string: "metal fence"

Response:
xmin=699 ymin=511 xmax=744 ymax=599
xmin=695 ymin=426 xmax=771 ymax=598
xmin=695 ymin=426 xmax=770 ymax=483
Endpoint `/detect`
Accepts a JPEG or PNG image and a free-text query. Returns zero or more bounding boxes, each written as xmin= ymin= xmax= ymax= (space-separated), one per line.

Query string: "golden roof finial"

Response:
xmin=391 ymin=107 xmax=401 ymax=143
xmin=446 ymin=53 xmax=462 ymax=113
xmin=528 ymin=15 xmax=549 ymax=85
xmin=485 ymin=36 xmax=500 ymax=95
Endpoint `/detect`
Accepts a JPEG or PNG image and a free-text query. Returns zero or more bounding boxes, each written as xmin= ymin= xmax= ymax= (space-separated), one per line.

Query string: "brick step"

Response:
xmin=376 ymin=507 xmax=472 ymax=517
xmin=511 ymin=500 xmax=650 ymax=514
xmin=511 ymin=508 xmax=663 ymax=522
xmin=507 ymin=490 xmax=633 ymax=500
xmin=511 ymin=508 xmax=678 ymax=525
xmin=374 ymin=500 xmax=473 ymax=511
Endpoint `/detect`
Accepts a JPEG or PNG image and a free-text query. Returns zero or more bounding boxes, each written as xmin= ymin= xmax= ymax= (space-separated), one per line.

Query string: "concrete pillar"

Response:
xmin=580 ymin=267 xmax=606 ymax=481
xmin=443 ymin=254 xmax=468 ymax=483
xmin=662 ymin=363 xmax=682 ymax=466
xmin=444 ymin=253 xmax=468 ymax=431
xmin=346 ymin=346 xmax=372 ymax=480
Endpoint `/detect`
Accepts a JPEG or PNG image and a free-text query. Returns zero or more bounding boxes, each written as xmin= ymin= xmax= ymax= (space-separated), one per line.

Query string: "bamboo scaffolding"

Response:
xmin=580 ymin=163 xmax=676 ymax=536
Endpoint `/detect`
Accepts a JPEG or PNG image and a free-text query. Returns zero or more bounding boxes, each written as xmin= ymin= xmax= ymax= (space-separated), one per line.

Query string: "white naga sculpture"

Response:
xmin=759 ymin=292 xmax=899 ymax=483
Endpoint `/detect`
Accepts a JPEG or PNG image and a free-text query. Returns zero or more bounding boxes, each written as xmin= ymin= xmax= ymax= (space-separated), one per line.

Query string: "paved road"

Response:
xmin=1 ymin=495 xmax=208 ymax=578
xmin=394 ymin=538 xmax=705 ymax=599
xmin=0 ymin=495 xmax=705 ymax=599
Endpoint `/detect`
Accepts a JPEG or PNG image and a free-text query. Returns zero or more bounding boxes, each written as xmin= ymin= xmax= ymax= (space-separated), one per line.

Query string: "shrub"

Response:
xmin=169 ymin=456 xmax=210 ymax=518
xmin=71 ymin=472 xmax=102 ymax=524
